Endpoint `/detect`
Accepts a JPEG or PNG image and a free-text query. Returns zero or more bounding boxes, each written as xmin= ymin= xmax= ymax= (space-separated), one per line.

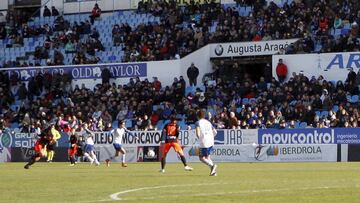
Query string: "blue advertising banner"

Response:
xmin=334 ymin=128 xmax=360 ymax=144
xmin=11 ymin=132 xmax=70 ymax=148
xmin=5 ymin=62 xmax=147 ymax=81
xmin=258 ymin=128 xmax=360 ymax=144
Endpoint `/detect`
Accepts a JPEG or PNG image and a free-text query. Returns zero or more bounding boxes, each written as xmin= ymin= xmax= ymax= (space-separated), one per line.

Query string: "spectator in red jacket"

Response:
xmin=153 ymin=77 xmax=162 ymax=91
xmin=90 ymin=3 xmax=101 ymax=24
xmin=276 ymin=59 xmax=288 ymax=83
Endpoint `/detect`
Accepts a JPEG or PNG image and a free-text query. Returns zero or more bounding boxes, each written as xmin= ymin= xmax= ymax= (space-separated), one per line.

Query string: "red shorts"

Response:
xmin=34 ymin=144 xmax=44 ymax=157
xmin=162 ymin=142 xmax=183 ymax=154
xmin=68 ymin=145 xmax=78 ymax=156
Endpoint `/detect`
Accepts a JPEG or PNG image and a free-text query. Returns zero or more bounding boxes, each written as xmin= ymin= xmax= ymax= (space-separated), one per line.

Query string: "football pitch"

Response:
xmin=1 ymin=162 xmax=360 ymax=203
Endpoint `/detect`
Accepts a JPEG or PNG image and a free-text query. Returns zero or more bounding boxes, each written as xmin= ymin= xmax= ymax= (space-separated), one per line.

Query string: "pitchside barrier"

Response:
xmin=1 ymin=128 xmax=360 ymax=163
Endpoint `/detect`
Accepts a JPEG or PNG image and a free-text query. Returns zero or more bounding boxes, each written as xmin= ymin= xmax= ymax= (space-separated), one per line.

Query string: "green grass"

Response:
xmin=1 ymin=162 xmax=360 ymax=203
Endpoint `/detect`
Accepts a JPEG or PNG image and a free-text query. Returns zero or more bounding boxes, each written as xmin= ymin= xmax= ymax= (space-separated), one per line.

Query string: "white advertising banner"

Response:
xmin=94 ymin=145 xmax=138 ymax=163
xmin=272 ymin=52 xmax=360 ymax=82
xmin=210 ymin=39 xmax=299 ymax=58
xmin=91 ymin=129 xmax=259 ymax=163
xmin=167 ymin=144 xmax=338 ymax=163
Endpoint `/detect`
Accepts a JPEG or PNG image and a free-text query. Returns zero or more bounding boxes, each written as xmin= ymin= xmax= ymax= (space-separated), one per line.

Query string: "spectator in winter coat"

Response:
xmin=276 ymin=59 xmax=288 ymax=83
xmin=43 ymin=6 xmax=51 ymax=17
xmin=90 ymin=3 xmax=101 ymax=24
xmin=51 ymin=6 xmax=59 ymax=16
xmin=187 ymin=62 xmax=199 ymax=86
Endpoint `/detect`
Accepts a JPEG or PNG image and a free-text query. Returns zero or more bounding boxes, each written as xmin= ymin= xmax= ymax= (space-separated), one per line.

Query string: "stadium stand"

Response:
xmin=0 ymin=0 xmax=359 ymax=67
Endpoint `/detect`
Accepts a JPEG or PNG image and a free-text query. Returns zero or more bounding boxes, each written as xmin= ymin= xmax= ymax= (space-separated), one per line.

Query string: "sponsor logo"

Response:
xmin=0 ymin=131 xmax=12 ymax=153
xmin=266 ymin=146 xmax=279 ymax=156
xmin=123 ymin=131 xmax=161 ymax=145
xmin=260 ymin=129 xmax=335 ymax=144
xmin=254 ymin=144 xmax=266 ymax=161
xmin=14 ymin=133 xmax=37 ymax=148
xmin=214 ymin=44 xmax=224 ymax=56
xmin=212 ymin=148 xmax=241 ymax=156
xmin=188 ymin=145 xmax=200 ymax=156
xmin=213 ymin=40 xmax=296 ymax=57
xmin=280 ymin=146 xmax=322 ymax=155
xmin=137 ymin=146 xmax=144 ymax=162
xmin=224 ymin=129 xmax=243 ymax=145
xmin=326 ymin=53 xmax=360 ymax=70
xmin=6 ymin=63 xmax=147 ymax=81
xmin=94 ymin=132 xmax=113 ymax=144
xmin=20 ymin=147 xmax=37 ymax=160
xmin=144 ymin=147 xmax=157 ymax=159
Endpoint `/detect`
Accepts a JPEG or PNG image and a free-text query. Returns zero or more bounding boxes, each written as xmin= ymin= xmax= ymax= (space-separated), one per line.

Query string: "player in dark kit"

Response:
xmin=68 ymin=129 xmax=78 ymax=166
xmin=24 ymin=128 xmax=51 ymax=169
xmin=159 ymin=115 xmax=193 ymax=173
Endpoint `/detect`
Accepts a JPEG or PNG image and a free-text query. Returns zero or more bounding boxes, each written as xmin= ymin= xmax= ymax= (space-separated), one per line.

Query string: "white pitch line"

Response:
xmin=109 ymin=182 xmax=225 ymax=201
xmin=109 ymin=184 xmax=358 ymax=201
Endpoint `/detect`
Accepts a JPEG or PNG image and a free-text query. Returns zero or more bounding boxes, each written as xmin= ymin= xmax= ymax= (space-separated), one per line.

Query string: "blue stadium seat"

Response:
xmin=334 ymin=28 xmax=342 ymax=37
xmin=156 ymin=120 xmax=165 ymax=130
xmin=320 ymin=111 xmax=329 ymax=118
xmin=152 ymin=105 xmax=159 ymax=111
xmin=346 ymin=95 xmax=352 ymax=102
xmin=332 ymin=105 xmax=339 ymax=113
xmin=179 ymin=121 xmax=188 ymax=130
xmin=351 ymin=95 xmax=359 ymax=103
xmin=112 ymin=120 xmax=118 ymax=128
xmin=125 ymin=119 xmax=132 ymax=128
xmin=343 ymin=23 xmax=351 ymax=29
xmin=11 ymin=122 xmax=19 ymax=129
xmin=236 ymin=107 xmax=242 ymax=113
xmin=249 ymin=98 xmax=256 ymax=104
xmin=341 ymin=29 xmax=350 ymax=35
xmin=299 ymin=122 xmax=307 ymax=128
xmin=185 ymin=86 xmax=196 ymax=95
xmin=242 ymin=98 xmax=249 ymax=105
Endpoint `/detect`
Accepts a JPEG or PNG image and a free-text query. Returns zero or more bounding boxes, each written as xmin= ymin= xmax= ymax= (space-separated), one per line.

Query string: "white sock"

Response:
xmin=91 ymin=153 xmax=99 ymax=164
xmin=84 ymin=153 xmax=94 ymax=162
xmin=208 ymin=159 xmax=214 ymax=168
xmin=200 ymin=158 xmax=213 ymax=168
xmin=121 ymin=154 xmax=126 ymax=163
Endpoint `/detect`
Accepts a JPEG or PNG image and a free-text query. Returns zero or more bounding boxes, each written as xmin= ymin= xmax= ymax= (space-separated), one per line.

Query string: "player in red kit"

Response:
xmin=68 ymin=129 xmax=78 ymax=166
xmin=24 ymin=126 xmax=51 ymax=169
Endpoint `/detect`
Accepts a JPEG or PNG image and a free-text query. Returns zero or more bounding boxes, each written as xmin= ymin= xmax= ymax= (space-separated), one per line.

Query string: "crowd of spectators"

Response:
xmin=1 ymin=0 xmax=360 ymax=68
xmin=1 ymin=63 xmax=360 ymax=134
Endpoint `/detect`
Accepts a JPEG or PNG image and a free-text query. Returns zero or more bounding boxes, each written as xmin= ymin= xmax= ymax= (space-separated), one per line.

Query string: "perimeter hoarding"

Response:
xmin=258 ymin=128 xmax=360 ymax=144
xmin=181 ymin=144 xmax=337 ymax=163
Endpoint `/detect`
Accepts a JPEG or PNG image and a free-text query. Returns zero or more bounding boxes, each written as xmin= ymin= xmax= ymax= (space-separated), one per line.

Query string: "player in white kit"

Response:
xmin=106 ymin=120 xmax=137 ymax=167
xmin=82 ymin=123 xmax=100 ymax=166
xmin=195 ymin=110 xmax=218 ymax=176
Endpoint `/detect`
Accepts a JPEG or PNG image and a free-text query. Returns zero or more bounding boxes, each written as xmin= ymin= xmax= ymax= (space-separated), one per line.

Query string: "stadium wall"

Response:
xmin=41 ymin=0 xmax=133 ymax=14
xmin=272 ymin=52 xmax=360 ymax=82
xmin=0 ymin=0 xmax=8 ymax=11
xmin=41 ymin=0 xmax=219 ymax=15
xmin=2 ymin=128 xmax=360 ymax=163
xmin=2 ymin=49 xmax=214 ymax=90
